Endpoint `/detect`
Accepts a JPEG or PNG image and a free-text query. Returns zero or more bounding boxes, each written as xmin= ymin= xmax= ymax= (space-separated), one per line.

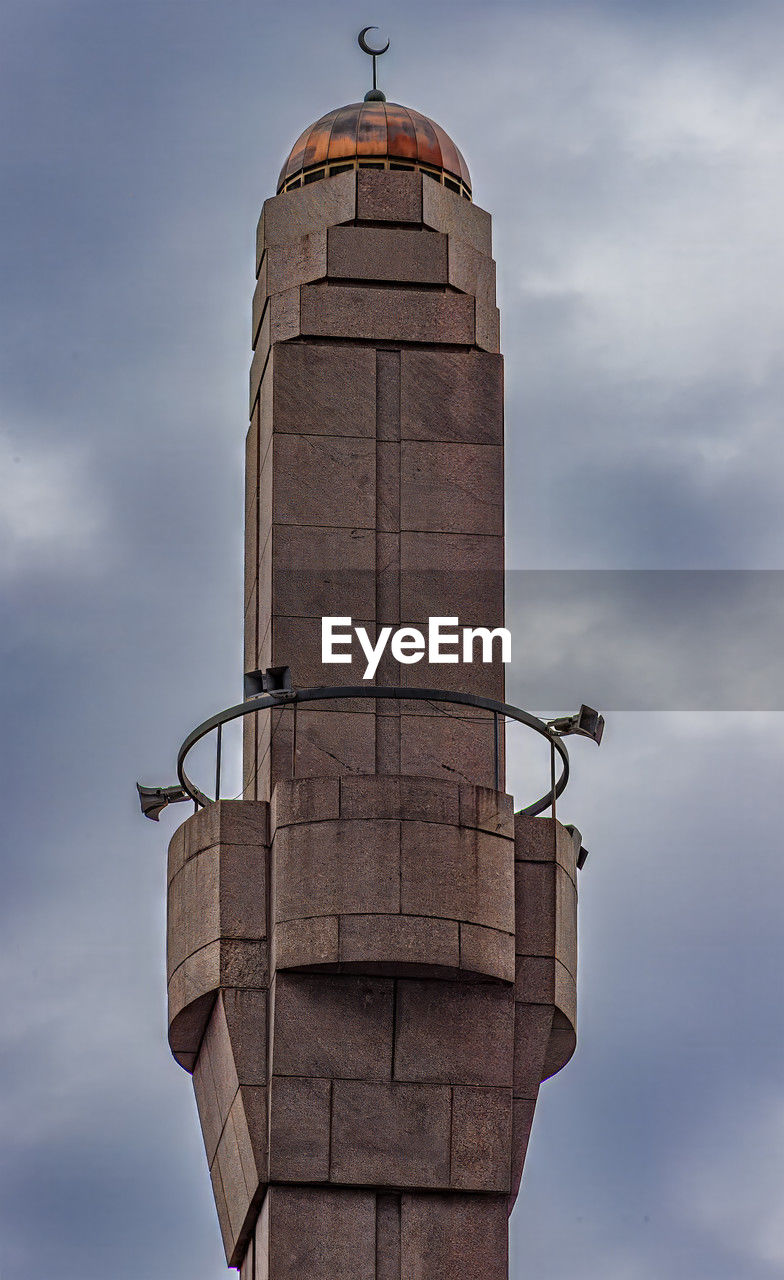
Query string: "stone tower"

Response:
xmin=164 ymin=95 xmax=579 ymax=1279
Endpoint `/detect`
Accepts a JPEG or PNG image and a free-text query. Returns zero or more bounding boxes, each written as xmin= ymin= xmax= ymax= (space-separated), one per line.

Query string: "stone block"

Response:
xmin=451 ymin=1086 xmax=513 ymax=1191
xmin=250 ymin=290 xmax=300 ymax=413
xmin=399 ymin=645 xmax=505 ymax=706
xmin=273 ymin=818 xmax=401 ymax=922
xmin=400 ymin=348 xmax=503 ymax=444
xmin=399 ymin=712 xmax=499 ymax=794
xmin=422 ymin=177 xmax=493 ymax=256
xmin=219 ymin=939 xmax=268 ymax=990
xmin=327 ymin=225 xmax=448 ymax=283
xmin=257 ymin=169 xmax=357 ymax=261
xmin=339 ymin=774 xmax=461 ymax=825
xmin=394 ymin=981 xmax=515 ymax=1086
xmin=541 ymin=1012 xmax=577 ymax=1080
xmin=201 ymin=993 xmax=239 ymax=1145
xmin=273 ymin=916 xmax=339 ymax=970
xmin=400 ymin=441 xmax=504 ymax=535
xmin=269 ymin=708 xmax=377 ymax=784
xmin=268 ymin=1075 xmax=331 ymax=1182
xmin=514 ymin=954 xmax=577 ymax=1026
xmin=272 ymin=777 xmax=341 ymax=830
xmin=257 ymin=1186 xmax=376 ymax=1280
xmin=219 ymin=844 xmax=267 ymax=941
xmin=267 ymin=433 xmax=376 ymax=529
xmin=398 ymin=537 xmax=505 ymax=634
xmin=459 ymin=785 xmax=514 ymax=838
xmin=400 ymin=822 xmax=514 ymax=933
xmin=271 ymin=341 xmax=376 ymax=437
xmin=193 ymin=1035 xmax=223 ymax=1166
xmin=167 ymin=846 xmax=219 ymax=979
xmin=400 ymin=1192 xmax=508 ymax=1280
xmin=509 ymin=1097 xmax=537 ymax=1208
xmin=222 ymin=988 xmax=268 ymax=1084
xmin=299 ymin=282 xmax=475 ymax=346
xmin=269 ymin=523 xmax=376 ymax=619
xmin=265 ymin=231 xmax=327 ymax=303
xmin=376 ymin=1195 xmax=401 ymax=1280
xmin=271 ymin=973 xmax=393 ymax=1080
xmin=514 ymin=814 xmax=577 ymax=881
xmin=515 ymin=860 xmax=577 ymax=980
xmin=267 ymin=614 xmax=376 ymax=699
xmin=339 ymin=914 xmax=461 ymax=973
xmin=214 ymin=1100 xmax=254 ymax=1254
xmin=168 ymin=947 xmax=220 ymax=1066
xmin=208 ymin=1157 xmax=233 ymax=1264
xmin=448 ymin=234 xmax=500 ymax=351
xmin=230 ymin=1087 xmax=267 ymax=1204
xmin=330 ymin=1081 xmax=451 ymax=1187
xmin=356 ymin=169 xmax=422 ymax=223
xmin=513 ymin=1002 xmax=553 ymax=1099
xmin=459 ymin=923 xmax=515 ymax=983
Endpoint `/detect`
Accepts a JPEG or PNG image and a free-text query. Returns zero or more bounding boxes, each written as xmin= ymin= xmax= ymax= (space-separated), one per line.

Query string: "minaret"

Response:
xmin=160 ymin=39 xmax=583 ymax=1280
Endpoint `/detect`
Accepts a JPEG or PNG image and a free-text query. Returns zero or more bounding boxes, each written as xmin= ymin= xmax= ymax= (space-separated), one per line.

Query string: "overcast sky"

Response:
xmin=2 ymin=1 xmax=784 ymax=1277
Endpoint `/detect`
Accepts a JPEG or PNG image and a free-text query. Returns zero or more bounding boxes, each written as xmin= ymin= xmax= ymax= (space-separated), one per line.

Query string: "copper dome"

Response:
xmin=277 ymin=101 xmax=472 ymax=199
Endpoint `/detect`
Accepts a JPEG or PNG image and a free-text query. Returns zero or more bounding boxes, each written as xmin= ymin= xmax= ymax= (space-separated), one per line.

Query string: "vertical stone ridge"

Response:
xmin=375 ymin=348 xmax=402 ymax=773
xmin=376 ymin=1193 xmax=402 ymax=1280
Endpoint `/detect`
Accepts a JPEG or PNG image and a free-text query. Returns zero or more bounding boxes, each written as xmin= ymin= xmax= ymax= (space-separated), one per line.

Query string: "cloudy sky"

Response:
xmin=2 ymin=1 xmax=784 ymax=1276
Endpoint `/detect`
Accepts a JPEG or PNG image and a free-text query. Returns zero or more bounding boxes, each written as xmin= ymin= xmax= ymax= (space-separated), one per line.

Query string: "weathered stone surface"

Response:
xmin=267 ymin=614 xmax=375 ymax=692
xmin=273 ymin=916 xmax=339 ymax=970
xmin=400 ymin=822 xmax=514 ymax=933
xmin=451 ymin=1086 xmax=513 ymax=1192
xmin=513 ymin=1003 xmax=553 ymax=1099
xmin=400 ymin=1192 xmax=508 ymax=1280
xmin=459 ymin=922 xmax=515 ymax=983
xmin=339 ymin=773 xmax=461 ymax=825
xmin=400 ymin=441 xmax=504 ymax=535
xmin=541 ymin=1011 xmax=577 ymax=1081
xmin=514 ymin=813 xmax=577 ymax=881
xmin=273 ymin=818 xmax=401 ymax=922
xmin=459 ymin=785 xmax=514 ymax=838
xmin=299 ymin=282 xmax=475 ymax=346
xmin=268 ymin=523 xmax=376 ymax=619
xmin=271 ymin=974 xmax=394 ymax=1080
xmin=269 ymin=707 xmax=377 ymax=784
xmin=265 ymin=433 xmax=376 ymax=529
xmin=356 ymin=169 xmax=422 ymax=223
xmin=271 ymin=341 xmax=376 ymax=438
xmin=399 ymin=712 xmax=499 ymax=793
xmin=400 ymin=349 xmax=503 ymax=445
xmin=272 ymin=777 xmax=341 ymax=830
xmin=339 ymin=914 xmax=461 ymax=972
xmin=327 ymin=225 xmax=448 ymax=283
xmin=394 ymin=981 xmax=515 ymax=1086
xmin=330 ymin=1081 xmax=451 ymax=1187
xmin=257 ymin=169 xmax=357 ymax=262
xmin=167 ymin=802 xmax=269 ymax=885
xmin=250 ymin=290 xmax=300 ymax=412
xmin=402 ymin=532 xmax=504 ymax=627
xmin=514 ymin=954 xmax=577 ymax=1026
xmin=268 ymin=1075 xmax=331 ymax=1182
xmin=448 ymin=234 xmax=500 ymax=352
xmin=376 ymin=1195 xmax=401 ymax=1280
xmin=422 ymin=177 xmax=493 ymax=256
xmin=514 ymin=860 xmax=577 ymax=980
xmin=256 ymin=1186 xmax=376 ymax=1280
xmin=509 ymin=1097 xmax=537 ymax=1208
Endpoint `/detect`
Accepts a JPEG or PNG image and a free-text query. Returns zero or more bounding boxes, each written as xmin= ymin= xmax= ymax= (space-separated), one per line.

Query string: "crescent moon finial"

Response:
xmin=357 ymin=26 xmax=390 ymax=101
xmin=358 ymin=26 xmax=390 ymax=56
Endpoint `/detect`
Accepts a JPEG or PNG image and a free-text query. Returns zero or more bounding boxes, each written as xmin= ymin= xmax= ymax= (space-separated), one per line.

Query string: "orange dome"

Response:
xmin=277 ymin=100 xmax=472 ymax=199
